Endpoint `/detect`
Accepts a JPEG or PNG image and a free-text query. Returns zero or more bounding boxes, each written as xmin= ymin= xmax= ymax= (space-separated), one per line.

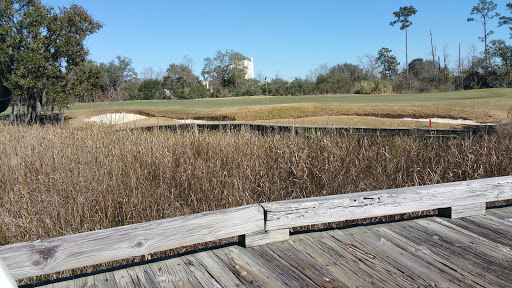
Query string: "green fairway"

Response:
xmin=70 ymin=88 xmax=512 ymax=111
xmin=65 ymin=88 xmax=512 ymax=125
xmin=3 ymin=88 xmax=511 ymax=126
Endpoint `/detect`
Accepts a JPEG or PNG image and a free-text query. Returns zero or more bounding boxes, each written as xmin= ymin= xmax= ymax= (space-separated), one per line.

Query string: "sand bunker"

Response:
xmin=400 ymin=118 xmax=484 ymax=125
xmin=174 ymin=119 xmax=212 ymax=124
xmin=86 ymin=113 xmax=488 ymax=127
xmin=87 ymin=113 xmax=147 ymax=124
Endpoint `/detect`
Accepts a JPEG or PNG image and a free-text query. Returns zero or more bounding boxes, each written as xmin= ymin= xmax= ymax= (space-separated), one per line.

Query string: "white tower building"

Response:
xmin=243 ymin=57 xmax=254 ymax=79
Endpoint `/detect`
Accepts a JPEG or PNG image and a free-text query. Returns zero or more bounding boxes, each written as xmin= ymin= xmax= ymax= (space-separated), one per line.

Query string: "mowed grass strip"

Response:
xmin=68 ymin=88 xmax=512 ymax=124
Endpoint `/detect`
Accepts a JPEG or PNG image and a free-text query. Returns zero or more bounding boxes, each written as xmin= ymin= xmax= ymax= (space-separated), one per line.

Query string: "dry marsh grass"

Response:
xmin=1 ymin=124 xmax=511 ymax=244
xmin=1 ymin=124 xmax=512 ymax=284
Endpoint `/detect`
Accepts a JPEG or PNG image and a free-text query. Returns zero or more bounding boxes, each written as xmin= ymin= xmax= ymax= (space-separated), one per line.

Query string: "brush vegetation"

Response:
xmin=1 ymin=124 xmax=511 ymax=247
xmin=2 ymin=124 xmax=512 ymax=284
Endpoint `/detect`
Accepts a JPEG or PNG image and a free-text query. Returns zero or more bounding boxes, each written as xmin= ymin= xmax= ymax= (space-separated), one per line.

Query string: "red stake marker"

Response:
xmin=429 ymin=118 xmax=432 ymax=128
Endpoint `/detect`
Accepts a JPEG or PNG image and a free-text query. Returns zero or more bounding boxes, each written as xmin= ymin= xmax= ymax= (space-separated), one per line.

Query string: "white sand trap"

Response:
xmin=400 ymin=118 xmax=485 ymax=125
xmin=174 ymin=119 xmax=212 ymax=124
xmin=87 ymin=113 xmax=147 ymax=124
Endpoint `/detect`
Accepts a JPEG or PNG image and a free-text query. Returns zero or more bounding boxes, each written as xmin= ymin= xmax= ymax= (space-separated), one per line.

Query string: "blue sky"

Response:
xmin=43 ymin=0 xmax=512 ymax=81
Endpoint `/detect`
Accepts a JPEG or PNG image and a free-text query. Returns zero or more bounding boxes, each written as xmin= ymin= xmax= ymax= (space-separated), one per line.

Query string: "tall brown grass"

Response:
xmin=0 ymin=124 xmax=511 ymax=247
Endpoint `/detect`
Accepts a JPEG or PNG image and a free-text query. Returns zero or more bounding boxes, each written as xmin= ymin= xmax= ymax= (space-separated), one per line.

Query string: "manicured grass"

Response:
xmin=67 ymin=88 xmax=512 ymax=124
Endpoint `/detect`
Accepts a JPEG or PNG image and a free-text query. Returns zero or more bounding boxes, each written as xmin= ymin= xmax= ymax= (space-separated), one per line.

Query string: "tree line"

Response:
xmin=1 ymin=0 xmax=512 ymax=123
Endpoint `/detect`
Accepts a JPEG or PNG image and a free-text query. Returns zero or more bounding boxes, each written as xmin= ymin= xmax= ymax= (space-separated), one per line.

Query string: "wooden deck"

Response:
xmin=34 ymin=205 xmax=512 ymax=288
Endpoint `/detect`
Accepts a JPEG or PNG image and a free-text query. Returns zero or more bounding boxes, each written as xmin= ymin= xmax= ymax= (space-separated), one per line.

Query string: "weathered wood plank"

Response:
xmin=300 ymin=231 xmax=400 ymax=287
xmin=110 ymin=268 xmax=137 ymax=288
xmin=147 ymin=256 xmax=202 ymax=288
xmin=247 ymin=245 xmax=320 ymax=287
xmin=355 ymin=224 xmax=494 ymax=287
xmin=121 ymin=263 xmax=160 ymax=288
xmin=326 ymin=227 xmax=456 ymax=287
xmin=486 ymin=205 xmax=512 ymax=222
xmin=242 ymin=229 xmax=289 ymax=248
xmin=182 ymin=251 xmax=245 ymax=287
xmin=258 ymin=241 xmax=344 ymax=287
xmin=93 ymin=269 xmax=118 ymax=288
xmin=33 ymin=210 xmax=512 ymax=288
xmin=449 ymin=215 xmax=512 ymax=248
xmin=0 ymin=204 xmax=264 ymax=280
xmin=439 ymin=203 xmax=486 ymax=218
xmin=179 ymin=255 xmax=223 ymax=288
xmin=261 ymin=176 xmax=512 ymax=230
xmin=0 ymin=259 xmax=16 ymax=288
xmin=212 ymin=245 xmax=290 ymax=288
xmin=385 ymin=218 xmax=512 ymax=286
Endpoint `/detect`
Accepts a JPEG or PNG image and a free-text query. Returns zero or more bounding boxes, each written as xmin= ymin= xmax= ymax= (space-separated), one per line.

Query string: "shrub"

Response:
xmin=352 ymin=79 xmax=393 ymax=94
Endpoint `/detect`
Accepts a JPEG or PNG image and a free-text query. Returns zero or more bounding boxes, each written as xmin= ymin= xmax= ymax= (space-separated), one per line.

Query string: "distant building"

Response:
xmin=201 ymin=80 xmax=212 ymax=92
xmin=231 ymin=56 xmax=254 ymax=80
xmin=244 ymin=57 xmax=254 ymax=80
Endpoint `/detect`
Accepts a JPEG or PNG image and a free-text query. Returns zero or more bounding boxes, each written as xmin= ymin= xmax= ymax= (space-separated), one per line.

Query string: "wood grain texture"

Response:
xmin=242 ymin=229 xmax=289 ymax=248
xmin=261 ymin=176 xmax=512 ymax=230
xmin=439 ymin=203 xmax=486 ymax=218
xmin=0 ymin=204 xmax=263 ymax=280
xmin=33 ymin=206 xmax=512 ymax=287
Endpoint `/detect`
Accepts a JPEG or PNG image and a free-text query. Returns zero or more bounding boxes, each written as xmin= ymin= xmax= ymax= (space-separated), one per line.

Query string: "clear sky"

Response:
xmin=43 ymin=0 xmax=511 ymax=81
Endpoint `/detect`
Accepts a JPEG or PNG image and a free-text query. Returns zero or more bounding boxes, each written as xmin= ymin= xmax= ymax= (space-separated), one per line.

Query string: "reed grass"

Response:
xmin=1 ymin=124 xmax=511 ymax=284
xmin=1 ymin=124 xmax=511 ymax=245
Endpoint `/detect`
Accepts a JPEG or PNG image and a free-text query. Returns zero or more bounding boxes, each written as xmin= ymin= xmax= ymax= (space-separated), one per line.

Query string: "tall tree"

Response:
xmin=101 ymin=56 xmax=137 ymax=100
xmin=377 ymin=48 xmax=400 ymax=79
xmin=166 ymin=64 xmax=199 ymax=89
xmin=164 ymin=63 xmax=208 ymax=99
xmin=499 ymin=3 xmax=512 ymax=39
xmin=390 ymin=6 xmax=417 ymax=88
xmin=0 ymin=0 xmax=101 ymax=123
xmin=467 ymin=0 xmax=500 ymax=64
xmin=201 ymin=49 xmax=248 ymax=89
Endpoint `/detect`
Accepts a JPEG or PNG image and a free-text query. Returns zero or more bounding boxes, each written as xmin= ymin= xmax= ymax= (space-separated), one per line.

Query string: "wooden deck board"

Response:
xmin=357 ymin=222 xmax=496 ymax=287
xmin=450 ymin=215 xmax=512 ymax=248
xmin=182 ymin=251 xmax=244 ymax=287
xmin=327 ymin=226 xmax=460 ymax=287
xmin=32 ymin=206 xmax=512 ymax=288
xmin=298 ymin=231 xmax=406 ymax=287
xmin=245 ymin=245 xmax=319 ymax=288
xmin=212 ymin=245 xmax=291 ymax=288
xmin=383 ymin=217 xmax=512 ymax=286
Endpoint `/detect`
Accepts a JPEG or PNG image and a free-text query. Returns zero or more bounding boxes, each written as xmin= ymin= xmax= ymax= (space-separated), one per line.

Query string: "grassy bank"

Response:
xmin=66 ymin=88 xmax=512 ymax=124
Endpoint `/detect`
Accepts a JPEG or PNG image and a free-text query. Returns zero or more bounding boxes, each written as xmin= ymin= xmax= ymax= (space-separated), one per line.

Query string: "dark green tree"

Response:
xmin=499 ymin=3 xmax=512 ymax=39
xmin=390 ymin=6 xmax=417 ymax=88
xmin=315 ymin=63 xmax=366 ymax=94
xmin=201 ymin=49 xmax=249 ymax=92
xmin=377 ymin=48 xmax=400 ymax=79
xmin=467 ymin=0 xmax=500 ymax=63
xmin=165 ymin=64 xmax=200 ymax=89
xmin=488 ymin=39 xmax=512 ymax=86
xmin=489 ymin=39 xmax=512 ymax=67
xmin=0 ymin=0 xmax=101 ymax=123
xmin=268 ymin=77 xmax=289 ymax=96
xmin=101 ymin=56 xmax=137 ymax=101
xmin=137 ymin=79 xmax=164 ymax=100
xmin=69 ymin=60 xmax=106 ymax=103
xmin=164 ymin=63 xmax=209 ymax=99
xmin=202 ymin=50 xmax=232 ymax=89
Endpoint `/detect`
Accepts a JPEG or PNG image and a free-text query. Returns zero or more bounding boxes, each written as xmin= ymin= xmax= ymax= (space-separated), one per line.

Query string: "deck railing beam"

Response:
xmin=1 ymin=176 xmax=511 ymax=281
